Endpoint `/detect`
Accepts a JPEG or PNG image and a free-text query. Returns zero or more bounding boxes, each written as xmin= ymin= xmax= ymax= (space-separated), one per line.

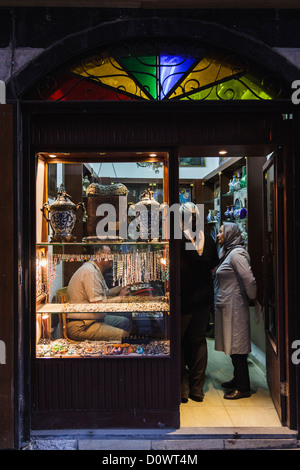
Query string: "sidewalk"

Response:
xmin=24 ymin=427 xmax=299 ymax=450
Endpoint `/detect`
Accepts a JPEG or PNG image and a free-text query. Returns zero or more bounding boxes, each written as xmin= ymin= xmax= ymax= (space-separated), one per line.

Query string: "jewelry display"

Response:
xmin=43 ymin=246 xmax=169 ymax=296
xmin=36 ymin=251 xmax=49 ymax=297
xmin=59 ymin=300 xmax=169 ymax=313
xmin=36 ymin=243 xmax=170 ymax=357
xmin=36 ymin=338 xmax=170 ymax=358
xmin=36 ymin=158 xmax=172 ymax=363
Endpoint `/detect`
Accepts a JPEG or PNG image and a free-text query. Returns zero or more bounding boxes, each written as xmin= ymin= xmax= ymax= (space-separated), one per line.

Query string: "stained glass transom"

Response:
xmin=24 ymin=40 xmax=285 ymax=101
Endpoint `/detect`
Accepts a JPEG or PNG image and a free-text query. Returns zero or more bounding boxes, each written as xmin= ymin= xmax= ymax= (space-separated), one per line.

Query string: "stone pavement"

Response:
xmin=24 ymin=427 xmax=299 ymax=450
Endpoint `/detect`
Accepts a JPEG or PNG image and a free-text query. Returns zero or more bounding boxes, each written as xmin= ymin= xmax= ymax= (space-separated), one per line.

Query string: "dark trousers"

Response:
xmin=230 ymin=354 xmax=250 ymax=392
xmin=181 ymin=304 xmax=211 ymax=400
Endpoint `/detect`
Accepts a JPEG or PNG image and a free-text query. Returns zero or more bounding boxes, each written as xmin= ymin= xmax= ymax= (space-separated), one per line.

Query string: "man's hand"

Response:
xmin=108 ymin=285 xmax=130 ymax=297
xmin=119 ymin=286 xmax=130 ymax=297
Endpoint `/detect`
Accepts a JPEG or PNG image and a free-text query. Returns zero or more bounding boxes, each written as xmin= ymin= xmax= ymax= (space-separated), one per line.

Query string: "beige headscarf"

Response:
xmin=219 ymin=222 xmax=244 ymax=262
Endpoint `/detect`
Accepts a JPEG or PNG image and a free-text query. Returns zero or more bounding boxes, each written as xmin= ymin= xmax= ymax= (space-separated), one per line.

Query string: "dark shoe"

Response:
xmin=181 ymin=397 xmax=188 ymax=403
xmin=189 ymin=393 xmax=204 ymax=402
xmin=223 ymin=389 xmax=251 ymax=400
xmin=221 ymin=379 xmax=236 ymax=388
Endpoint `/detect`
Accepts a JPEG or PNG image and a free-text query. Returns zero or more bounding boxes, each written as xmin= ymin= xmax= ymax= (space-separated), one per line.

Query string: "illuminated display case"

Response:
xmin=203 ymin=156 xmax=248 ymax=248
xmin=35 ymin=153 xmax=170 ymax=359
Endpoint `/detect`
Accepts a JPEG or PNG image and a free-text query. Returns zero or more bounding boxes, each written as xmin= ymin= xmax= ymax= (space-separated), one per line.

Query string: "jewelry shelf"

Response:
xmin=36 ymin=241 xmax=169 ymax=246
xmin=37 ymin=300 xmax=170 ymax=314
xmin=36 ymin=239 xmax=170 ymax=357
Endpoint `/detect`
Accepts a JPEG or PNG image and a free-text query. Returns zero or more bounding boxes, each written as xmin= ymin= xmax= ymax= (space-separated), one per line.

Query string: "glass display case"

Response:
xmin=203 ymin=157 xmax=248 ymax=248
xmin=35 ymin=154 xmax=170 ymax=359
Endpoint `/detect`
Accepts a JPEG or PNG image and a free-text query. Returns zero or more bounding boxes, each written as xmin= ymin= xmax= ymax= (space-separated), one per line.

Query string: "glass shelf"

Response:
xmin=224 ymin=218 xmax=247 ymax=223
xmin=37 ymin=301 xmax=170 ymax=314
xmin=36 ymin=241 xmax=169 ymax=246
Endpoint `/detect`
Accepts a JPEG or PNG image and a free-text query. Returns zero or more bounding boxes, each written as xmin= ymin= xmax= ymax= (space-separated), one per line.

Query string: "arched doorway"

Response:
xmin=6 ymin=17 xmax=299 ymax=99
xmin=15 ymin=37 xmax=290 ymax=102
xmin=9 ymin=24 xmax=297 ymax=432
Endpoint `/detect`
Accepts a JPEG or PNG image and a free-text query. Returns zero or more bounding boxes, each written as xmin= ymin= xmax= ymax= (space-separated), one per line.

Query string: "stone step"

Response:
xmin=26 ymin=427 xmax=299 ymax=450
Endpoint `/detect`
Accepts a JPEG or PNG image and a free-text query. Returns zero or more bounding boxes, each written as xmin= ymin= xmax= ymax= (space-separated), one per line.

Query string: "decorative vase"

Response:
xmin=235 ymin=173 xmax=241 ymax=191
xmin=41 ymin=184 xmax=86 ymax=242
xmin=233 ymin=208 xmax=240 ymax=219
xmin=232 ymin=175 xmax=237 ymax=189
xmin=228 ymin=177 xmax=234 ymax=193
xmin=224 ymin=206 xmax=230 ymax=219
xmin=240 ymin=207 xmax=247 ymax=219
xmin=240 ymin=166 xmax=247 ymax=188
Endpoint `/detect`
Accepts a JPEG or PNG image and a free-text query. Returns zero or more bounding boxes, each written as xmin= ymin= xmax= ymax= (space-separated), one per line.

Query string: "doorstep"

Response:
xmin=25 ymin=427 xmax=299 ymax=450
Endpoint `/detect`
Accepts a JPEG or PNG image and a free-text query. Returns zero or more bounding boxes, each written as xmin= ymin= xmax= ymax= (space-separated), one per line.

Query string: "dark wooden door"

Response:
xmin=262 ymin=151 xmax=286 ymax=423
xmin=0 ymin=105 xmax=15 ymax=449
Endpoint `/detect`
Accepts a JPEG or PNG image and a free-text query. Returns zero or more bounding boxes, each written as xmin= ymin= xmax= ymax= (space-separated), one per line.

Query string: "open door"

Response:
xmin=262 ymin=150 xmax=286 ymax=424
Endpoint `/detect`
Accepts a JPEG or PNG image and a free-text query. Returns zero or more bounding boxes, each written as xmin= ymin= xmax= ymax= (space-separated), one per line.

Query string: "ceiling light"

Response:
xmin=49 ymin=154 xmax=57 ymax=158
xmin=149 ymin=153 xmax=157 ymax=157
xmin=218 ymin=150 xmax=228 ymax=155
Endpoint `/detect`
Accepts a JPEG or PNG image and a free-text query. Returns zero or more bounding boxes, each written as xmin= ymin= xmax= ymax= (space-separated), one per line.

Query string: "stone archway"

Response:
xmin=6 ymin=17 xmax=299 ymax=100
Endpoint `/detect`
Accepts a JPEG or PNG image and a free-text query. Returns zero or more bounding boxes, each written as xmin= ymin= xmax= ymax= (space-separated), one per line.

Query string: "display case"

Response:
xmin=36 ymin=242 xmax=170 ymax=358
xmin=35 ymin=153 xmax=170 ymax=359
xmin=202 ymin=157 xmax=248 ymax=247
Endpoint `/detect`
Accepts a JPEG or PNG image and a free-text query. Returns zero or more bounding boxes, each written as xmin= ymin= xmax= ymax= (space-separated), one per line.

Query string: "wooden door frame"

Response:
xmin=13 ymin=100 xmax=299 ymax=444
xmin=262 ymin=141 xmax=297 ymax=430
xmin=262 ymin=152 xmax=286 ymax=423
xmin=0 ymin=105 xmax=15 ymax=449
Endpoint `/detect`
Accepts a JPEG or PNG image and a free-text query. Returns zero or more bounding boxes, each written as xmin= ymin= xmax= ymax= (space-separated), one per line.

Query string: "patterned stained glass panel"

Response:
xmin=117 ymin=54 xmax=158 ymax=100
xmin=180 ymin=75 xmax=273 ymax=101
xmin=71 ymin=56 xmax=150 ymax=100
xmin=159 ymin=54 xmax=196 ymax=100
xmin=22 ymin=40 xmax=285 ymax=101
xmin=44 ymin=73 xmax=134 ymax=101
xmin=168 ymin=56 xmax=245 ymax=100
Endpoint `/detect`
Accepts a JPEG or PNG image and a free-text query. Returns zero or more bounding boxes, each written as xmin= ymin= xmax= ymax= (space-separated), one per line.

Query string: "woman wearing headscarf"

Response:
xmin=214 ymin=222 xmax=257 ymax=399
xmin=180 ymin=202 xmax=219 ymax=403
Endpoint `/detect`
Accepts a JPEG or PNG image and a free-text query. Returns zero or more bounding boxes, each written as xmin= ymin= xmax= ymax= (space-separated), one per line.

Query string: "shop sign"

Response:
xmin=0 ymin=340 xmax=5 ymax=364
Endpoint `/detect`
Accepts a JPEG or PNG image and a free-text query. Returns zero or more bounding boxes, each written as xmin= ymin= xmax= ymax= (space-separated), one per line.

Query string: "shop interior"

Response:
xmin=35 ymin=148 xmax=282 ymax=428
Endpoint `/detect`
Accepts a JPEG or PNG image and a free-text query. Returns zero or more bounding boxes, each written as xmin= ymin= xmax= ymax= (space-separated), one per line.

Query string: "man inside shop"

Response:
xmin=66 ymin=245 xmax=131 ymax=341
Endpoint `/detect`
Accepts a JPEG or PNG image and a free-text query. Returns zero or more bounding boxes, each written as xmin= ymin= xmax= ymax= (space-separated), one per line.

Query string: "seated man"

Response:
xmin=67 ymin=245 xmax=131 ymax=341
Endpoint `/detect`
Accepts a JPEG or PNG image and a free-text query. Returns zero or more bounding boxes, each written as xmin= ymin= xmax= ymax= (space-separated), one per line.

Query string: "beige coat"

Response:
xmin=214 ymin=247 xmax=257 ymax=355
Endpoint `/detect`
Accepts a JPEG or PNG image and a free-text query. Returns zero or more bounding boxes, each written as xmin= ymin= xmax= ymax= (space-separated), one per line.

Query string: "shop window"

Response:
xmin=35 ymin=154 xmax=171 ymax=359
xmin=24 ymin=39 xmax=285 ymax=101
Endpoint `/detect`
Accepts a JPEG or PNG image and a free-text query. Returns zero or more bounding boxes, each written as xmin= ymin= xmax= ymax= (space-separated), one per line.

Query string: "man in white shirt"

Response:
xmin=67 ymin=245 xmax=131 ymax=341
